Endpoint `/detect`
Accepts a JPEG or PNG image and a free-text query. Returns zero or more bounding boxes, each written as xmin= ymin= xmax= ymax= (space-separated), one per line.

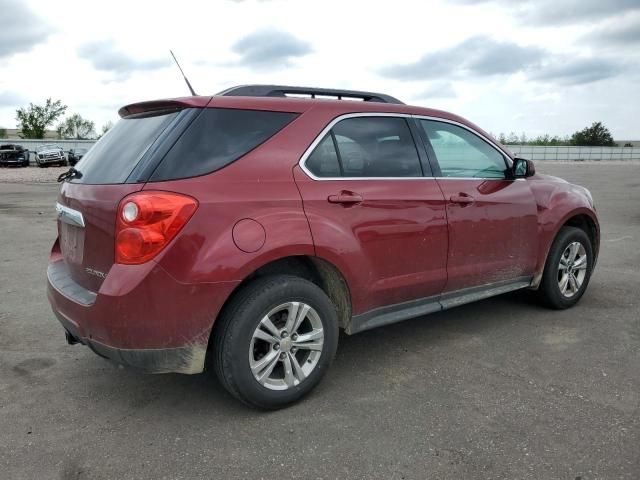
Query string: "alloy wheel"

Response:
xmin=558 ymin=241 xmax=588 ymax=298
xmin=249 ymin=302 xmax=324 ymax=391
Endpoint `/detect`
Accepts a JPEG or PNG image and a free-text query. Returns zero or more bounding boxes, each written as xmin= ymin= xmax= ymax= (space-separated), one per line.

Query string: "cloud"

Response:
xmin=379 ymin=36 xmax=544 ymax=80
xmin=412 ymin=82 xmax=457 ymax=100
xmin=448 ymin=0 xmax=640 ymax=25
xmin=583 ymin=14 xmax=640 ymax=46
xmin=0 ymin=91 xmax=27 ymax=107
xmin=230 ymin=29 xmax=312 ymax=70
xmin=530 ymin=58 xmax=625 ymax=85
xmin=0 ymin=0 xmax=51 ymax=59
xmin=77 ymin=41 xmax=170 ymax=79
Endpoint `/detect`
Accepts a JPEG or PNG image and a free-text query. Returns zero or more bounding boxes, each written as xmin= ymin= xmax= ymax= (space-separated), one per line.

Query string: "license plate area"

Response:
xmin=60 ymin=223 xmax=85 ymax=265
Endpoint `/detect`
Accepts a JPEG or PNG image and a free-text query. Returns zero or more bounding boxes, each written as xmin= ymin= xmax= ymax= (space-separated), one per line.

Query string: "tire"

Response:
xmin=536 ymin=226 xmax=594 ymax=309
xmin=212 ymin=275 xmax=339 ymax=409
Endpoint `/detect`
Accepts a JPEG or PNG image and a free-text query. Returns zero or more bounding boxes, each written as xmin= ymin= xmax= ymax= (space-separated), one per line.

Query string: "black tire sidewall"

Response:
xmin=217 ymin=276 xmax=339 ymax=409
xmin=541 ymin=226 xmax=594 ymax=309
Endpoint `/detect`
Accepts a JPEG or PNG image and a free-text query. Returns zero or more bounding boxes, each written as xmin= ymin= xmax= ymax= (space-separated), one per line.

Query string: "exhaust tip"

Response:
xmin=65 ymin=330 xmax=80 ymax=345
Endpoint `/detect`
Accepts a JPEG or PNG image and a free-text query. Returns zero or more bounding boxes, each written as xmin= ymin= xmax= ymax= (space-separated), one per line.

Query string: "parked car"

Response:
xmin=68 ymin=147 xmax=88 ymax=166
xmin=48 ymin=85 xmax=599 ymax=409
xmin=36 ymin=144 xmax=67 ymax=167
xmin=0 ymin=144 xmax=30 ymax=167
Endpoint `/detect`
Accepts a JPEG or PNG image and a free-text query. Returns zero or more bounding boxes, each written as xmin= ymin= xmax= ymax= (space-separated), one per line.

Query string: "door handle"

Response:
xmin=449 ymin=193 xmax=475 ymax=205
xmin=328 ymin=191 xmax=363 ymax=205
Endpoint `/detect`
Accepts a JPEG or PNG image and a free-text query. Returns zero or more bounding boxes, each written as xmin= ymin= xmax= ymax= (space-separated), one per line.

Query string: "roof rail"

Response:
xmin=216 ymin=85 xmax=404 ymax=105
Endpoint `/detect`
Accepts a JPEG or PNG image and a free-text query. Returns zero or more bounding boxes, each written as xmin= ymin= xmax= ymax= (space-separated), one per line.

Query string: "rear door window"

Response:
xmin=150 ymin=108 xmax=298 ymax=181
xmin=303 ymin=116 xmax=423 ymax=178
xmin=71 ymin=110 xmax=180 ymax=184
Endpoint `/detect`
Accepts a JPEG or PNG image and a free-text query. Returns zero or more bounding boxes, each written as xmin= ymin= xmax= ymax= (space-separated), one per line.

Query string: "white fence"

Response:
xmin=508 ymin=145 xmax=640 ymax=161
xmin=2 ymin=139 xmax=640 ymax=163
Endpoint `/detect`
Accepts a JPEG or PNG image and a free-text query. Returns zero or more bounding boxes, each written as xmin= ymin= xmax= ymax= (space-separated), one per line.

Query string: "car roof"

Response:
xmin=119 ymin=88 xmax=502 ymax=156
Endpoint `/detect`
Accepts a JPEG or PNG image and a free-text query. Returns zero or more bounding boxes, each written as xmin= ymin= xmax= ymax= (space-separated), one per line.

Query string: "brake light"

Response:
xmin=115 ymin=191 xmax=198 ymax=264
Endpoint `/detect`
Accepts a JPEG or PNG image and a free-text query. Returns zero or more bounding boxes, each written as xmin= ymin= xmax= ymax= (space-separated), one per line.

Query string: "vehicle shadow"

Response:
xmin=74 ymin=290 xmax=543 ymax=416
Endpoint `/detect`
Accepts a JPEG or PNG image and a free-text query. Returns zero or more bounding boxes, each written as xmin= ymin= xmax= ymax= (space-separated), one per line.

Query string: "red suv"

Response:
xmin=48 ymin=85 xmax=599 ymax=408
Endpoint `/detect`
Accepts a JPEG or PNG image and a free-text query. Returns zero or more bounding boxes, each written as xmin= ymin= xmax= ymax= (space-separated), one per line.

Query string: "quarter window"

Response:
xmin=304 ymin=116 xmax=423 ymax=178
xmin=420 ymin=120 xmax=507 ymax=179
xmin=305 ymin=134 xmax=341 ymax=177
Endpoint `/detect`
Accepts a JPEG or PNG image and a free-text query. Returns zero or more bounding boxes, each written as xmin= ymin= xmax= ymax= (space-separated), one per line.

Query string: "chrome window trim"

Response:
xmin=55 ymin=202 xmax=85 ymax=228
xmin=297 ymin=112 xmax=514 ymax=181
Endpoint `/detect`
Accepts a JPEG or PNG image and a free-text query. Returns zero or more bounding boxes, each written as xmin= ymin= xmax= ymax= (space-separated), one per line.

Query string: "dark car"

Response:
xmin=68 ymin=147 xmax=88 ymax=166
xmin=0 ymin=144 xmax=30 ymax=167
xmin=48 ymin=85 xmax=599 ymax=409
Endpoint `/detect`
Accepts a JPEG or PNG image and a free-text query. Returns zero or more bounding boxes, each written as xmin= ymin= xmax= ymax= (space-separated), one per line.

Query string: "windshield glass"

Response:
xmin=37 ymin=145 xmax=61 ymax=151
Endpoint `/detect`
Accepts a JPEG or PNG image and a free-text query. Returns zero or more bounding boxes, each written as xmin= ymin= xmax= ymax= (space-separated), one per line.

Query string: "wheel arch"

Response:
xmin=532 ymin=208 xmax=599 ymax=288
xmin=206 ymin=254 xmax=352 ymax=368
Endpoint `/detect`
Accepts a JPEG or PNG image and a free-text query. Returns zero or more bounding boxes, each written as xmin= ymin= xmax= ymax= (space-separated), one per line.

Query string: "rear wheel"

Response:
xmin=212 ymin=275 xmax=339 ymax=409
xmin=537 ymin=226 xmax=593 ymax=309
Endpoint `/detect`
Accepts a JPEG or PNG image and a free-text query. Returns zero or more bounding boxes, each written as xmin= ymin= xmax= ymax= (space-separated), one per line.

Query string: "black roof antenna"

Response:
xmin=169 ymin=50 xmax=197 ymax=96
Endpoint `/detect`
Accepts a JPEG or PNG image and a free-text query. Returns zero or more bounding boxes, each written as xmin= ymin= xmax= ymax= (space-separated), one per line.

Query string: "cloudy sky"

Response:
xmin=1 ymin=0 xmax=639 ymax=138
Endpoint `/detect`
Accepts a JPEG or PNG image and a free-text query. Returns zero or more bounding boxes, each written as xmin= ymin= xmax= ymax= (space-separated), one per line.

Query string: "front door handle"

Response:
xmin=449 ymin=193 xmax=475 ymax=205
xmin=328 ymin=191 xmax=363 ymax=205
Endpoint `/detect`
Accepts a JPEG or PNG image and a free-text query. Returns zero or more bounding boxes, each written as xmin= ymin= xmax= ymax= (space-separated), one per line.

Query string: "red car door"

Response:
xmin=417 ymin=119 xmax=538 ymax=292
xmin=294 ymin=115 xmax=448 ymax=316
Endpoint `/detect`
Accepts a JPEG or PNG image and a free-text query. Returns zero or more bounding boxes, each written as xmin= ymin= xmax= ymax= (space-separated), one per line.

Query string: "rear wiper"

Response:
xmin=57 ymin=167 xmax=83 ymax=183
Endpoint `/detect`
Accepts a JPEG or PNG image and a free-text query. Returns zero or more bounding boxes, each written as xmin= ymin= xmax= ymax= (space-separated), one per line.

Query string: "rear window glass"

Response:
xmin=72 ymin=110 xmax=179 ymax=184
xmin=150 ymin=108 xmax=298 ymax=181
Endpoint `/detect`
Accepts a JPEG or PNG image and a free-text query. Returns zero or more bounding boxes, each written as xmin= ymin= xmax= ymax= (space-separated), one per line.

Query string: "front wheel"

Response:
xmin=212 ymin=275 xmax=339 ymax=409
xmin=536 ymin=226 xmax=594 ymax=309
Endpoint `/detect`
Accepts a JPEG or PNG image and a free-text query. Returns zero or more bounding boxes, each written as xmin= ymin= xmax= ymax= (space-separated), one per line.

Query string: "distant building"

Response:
xmin=0 ymin=129 xmax=59 ymax=140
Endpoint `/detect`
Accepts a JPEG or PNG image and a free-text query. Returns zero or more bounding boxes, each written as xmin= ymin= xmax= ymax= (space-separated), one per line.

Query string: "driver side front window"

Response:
xmin=420 ymin=120 xmax=507 ymax=179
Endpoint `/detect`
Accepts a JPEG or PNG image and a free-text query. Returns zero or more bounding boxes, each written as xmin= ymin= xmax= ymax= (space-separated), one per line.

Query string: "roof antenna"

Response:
xmin=170 ymin=49 xmax=197 ymax=96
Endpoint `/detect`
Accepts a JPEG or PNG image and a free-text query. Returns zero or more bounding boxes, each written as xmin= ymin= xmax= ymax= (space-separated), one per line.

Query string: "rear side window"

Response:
xmin=72 ymin=110 xmax=180 ymax=184
xmin=150 ymin=108 xmax=298 ymax=181
xmin=304 ymin=116 xmax=423 ymax=178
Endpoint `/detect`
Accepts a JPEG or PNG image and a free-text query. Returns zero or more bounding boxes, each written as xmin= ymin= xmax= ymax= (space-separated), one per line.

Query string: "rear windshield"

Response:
xmin=72 ymin=110 xmax=179 ymax=184
xmin=149 ymin=108 xmax=298 ymax=181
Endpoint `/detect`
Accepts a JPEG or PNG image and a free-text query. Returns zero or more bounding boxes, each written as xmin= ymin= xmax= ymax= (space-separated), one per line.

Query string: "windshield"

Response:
xmin=37 ymin=145 xmax=61 ymax=152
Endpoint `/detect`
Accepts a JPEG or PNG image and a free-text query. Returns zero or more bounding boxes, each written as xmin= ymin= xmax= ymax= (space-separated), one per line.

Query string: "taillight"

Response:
xmin=115 ymin=191 xmax=198 ymax=264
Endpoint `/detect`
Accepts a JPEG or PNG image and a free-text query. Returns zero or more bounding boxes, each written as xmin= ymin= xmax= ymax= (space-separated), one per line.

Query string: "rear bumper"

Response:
xmin=55 ymin=308 xmax=205 ymax=373
xmin=47 ymin=258 xmax=239 ymax=374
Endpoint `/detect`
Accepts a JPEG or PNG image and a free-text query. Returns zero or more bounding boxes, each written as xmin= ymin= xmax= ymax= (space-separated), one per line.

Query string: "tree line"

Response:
xmin=5 ymin=98 xmax=113 ymax=140
xmin=0 ymin=98 xmax=628 ymax=147
xmin=495 ymin=122 xmax=622 ymax=147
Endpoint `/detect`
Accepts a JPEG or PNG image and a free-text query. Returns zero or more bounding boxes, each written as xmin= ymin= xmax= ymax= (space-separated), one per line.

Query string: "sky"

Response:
xmin=1 ymin=0 xmax=639 ymax=139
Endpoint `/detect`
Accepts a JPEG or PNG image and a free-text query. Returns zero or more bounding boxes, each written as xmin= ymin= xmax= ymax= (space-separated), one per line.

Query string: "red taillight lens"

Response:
xmin=115 ymin=191 xmax=198 ymax=264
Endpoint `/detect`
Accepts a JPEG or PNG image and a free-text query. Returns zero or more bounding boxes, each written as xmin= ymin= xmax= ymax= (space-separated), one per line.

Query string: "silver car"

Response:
xmin=36 ymin=144 xmax=67 ymax=167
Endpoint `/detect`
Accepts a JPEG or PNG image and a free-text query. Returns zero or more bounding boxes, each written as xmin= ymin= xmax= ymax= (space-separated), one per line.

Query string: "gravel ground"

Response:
xmin=0 ymin=165 xmax=70 ymax=183
xmin=1 ymin=162 xmax=638 ymax=479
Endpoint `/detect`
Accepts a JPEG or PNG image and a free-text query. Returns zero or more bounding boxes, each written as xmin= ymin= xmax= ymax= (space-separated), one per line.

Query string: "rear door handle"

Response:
xmin=328 ymin=191 xmax=363 ymax=205
xmin=449 ymin=193 xmax=475 ymax=205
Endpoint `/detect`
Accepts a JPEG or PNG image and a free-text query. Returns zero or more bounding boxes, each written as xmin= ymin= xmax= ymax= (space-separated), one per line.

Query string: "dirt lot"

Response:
xmin=0 ymin=162 xmax=638 ymax=479
xmin=0 ymin=165 xmax=71 ymax=183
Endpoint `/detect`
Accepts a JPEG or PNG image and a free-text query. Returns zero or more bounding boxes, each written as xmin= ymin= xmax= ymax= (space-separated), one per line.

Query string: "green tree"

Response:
xmin=15 ymin=98 xmax=67 ymax=139
xmin=0 ymin=127 xmax=6 ymax=139
xmin=57 ymin=113 xmax=96 ymax=139
xmin=570 ymin=122 xmax=616 ymax=146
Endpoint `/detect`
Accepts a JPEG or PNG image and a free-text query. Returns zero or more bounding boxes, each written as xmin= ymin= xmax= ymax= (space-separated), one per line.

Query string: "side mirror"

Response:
xmin=513 ymin=157 xmax=535 ymax=178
